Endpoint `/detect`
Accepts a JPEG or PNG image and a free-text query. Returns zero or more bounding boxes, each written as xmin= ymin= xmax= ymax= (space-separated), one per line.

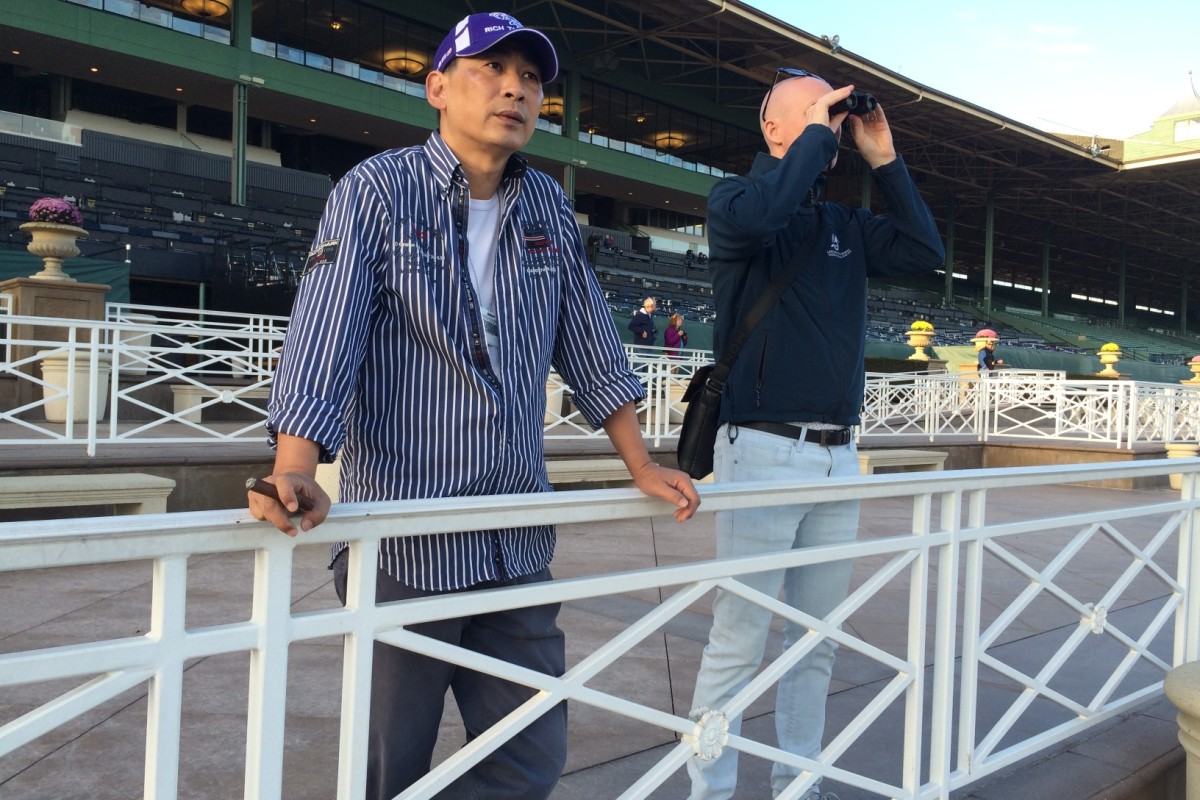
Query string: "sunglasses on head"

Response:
xmin=761 ymin=67 xmax=826 ymax=122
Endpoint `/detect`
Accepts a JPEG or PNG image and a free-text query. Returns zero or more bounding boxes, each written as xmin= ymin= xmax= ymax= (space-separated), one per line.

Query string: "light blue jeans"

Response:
xmin=688 ymin=424 xmax=860 ymax=800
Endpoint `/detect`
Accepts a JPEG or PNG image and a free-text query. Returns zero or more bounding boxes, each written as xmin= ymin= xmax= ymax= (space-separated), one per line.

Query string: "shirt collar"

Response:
xmin=424 ymin=130 xmax=529 ymax=199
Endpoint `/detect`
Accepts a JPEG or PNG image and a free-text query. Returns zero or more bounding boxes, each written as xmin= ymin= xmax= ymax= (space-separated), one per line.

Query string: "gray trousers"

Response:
xmin=334 ymin=554 xmax=568 ymax=799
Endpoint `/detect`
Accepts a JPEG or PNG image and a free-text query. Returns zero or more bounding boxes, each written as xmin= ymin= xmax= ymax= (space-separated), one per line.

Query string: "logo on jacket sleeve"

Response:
xmin=302 ymin=238 xmax=340 ymax=276
xmin=826 ymin=232 xmax=852 ymax=259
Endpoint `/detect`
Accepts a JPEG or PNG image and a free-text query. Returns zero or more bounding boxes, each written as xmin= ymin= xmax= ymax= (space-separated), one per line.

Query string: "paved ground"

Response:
xmin=0 ymin=475 xmax=1187 ymax=799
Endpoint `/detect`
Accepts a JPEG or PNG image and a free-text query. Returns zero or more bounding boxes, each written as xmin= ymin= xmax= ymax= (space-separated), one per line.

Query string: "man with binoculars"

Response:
xmin=687 ymin=69 xmax=944 ymax=800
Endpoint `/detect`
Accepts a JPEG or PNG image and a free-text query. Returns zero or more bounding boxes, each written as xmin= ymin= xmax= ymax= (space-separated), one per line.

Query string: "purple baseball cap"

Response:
xmin=433 ymin=12 xmax=559 ymax=84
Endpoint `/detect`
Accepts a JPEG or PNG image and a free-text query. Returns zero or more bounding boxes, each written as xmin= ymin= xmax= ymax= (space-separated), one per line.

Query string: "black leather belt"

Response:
xmin=738 ymin=421 xmax=852 ymax=447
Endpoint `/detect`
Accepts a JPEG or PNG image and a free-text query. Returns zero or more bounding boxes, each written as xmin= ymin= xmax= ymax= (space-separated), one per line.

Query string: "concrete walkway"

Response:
xmin=0 ymin=482 xmax=1185 ymax=799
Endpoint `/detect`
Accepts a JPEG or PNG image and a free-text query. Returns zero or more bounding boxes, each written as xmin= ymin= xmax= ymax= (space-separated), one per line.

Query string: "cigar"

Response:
xmin=246 ymin=477 xmax=315 ymax=512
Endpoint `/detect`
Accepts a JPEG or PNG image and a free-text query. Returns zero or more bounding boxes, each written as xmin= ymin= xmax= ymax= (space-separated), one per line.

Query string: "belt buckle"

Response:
xmin=818 ymin=428 xmax=847 ymax=447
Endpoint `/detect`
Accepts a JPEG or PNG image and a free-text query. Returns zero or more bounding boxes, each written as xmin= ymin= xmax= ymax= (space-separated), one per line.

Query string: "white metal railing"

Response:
xmin=1 ymin=460 xmax=1197 ymax=798
xmin=5 ymin=312 xmax=1200 ymax=452
xmin=860 ymin=370 xmax=1200 ymax=448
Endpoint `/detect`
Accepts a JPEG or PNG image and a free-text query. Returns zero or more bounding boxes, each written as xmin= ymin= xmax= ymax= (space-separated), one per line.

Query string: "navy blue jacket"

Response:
xmin=628 ymin=309 xmax=657 ymax=345
xmin=708 ymin=124 xmax=945 ymax=426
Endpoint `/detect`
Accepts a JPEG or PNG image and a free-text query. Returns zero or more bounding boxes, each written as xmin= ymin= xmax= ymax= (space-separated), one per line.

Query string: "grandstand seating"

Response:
xmin=0 ymin=130 xmax=326 ymax=298
xmin=5 ymin=126 xmax=1200 ymax=366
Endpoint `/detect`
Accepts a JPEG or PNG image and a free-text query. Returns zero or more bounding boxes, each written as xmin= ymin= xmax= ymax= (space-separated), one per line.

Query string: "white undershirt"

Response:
xmin=466 ymin=194 xmax=501 ymax=369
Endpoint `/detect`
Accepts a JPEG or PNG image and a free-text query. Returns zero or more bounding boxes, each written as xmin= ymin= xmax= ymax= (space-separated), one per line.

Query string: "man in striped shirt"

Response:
xmin=248 ymin=11 xmax=700 ymax=800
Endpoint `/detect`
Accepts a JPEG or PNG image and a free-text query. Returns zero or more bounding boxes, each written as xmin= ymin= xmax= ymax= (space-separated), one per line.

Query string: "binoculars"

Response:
xmin=830 ymin=90 xmax=878 ymax=116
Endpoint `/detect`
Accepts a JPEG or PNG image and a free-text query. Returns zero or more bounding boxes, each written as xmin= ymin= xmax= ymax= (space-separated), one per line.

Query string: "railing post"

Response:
xmin=1165 ymin=662 xmax=1200 ymax=800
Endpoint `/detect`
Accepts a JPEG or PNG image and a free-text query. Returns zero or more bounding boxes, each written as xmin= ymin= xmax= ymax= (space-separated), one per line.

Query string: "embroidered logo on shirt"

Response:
xmin=393 ymin=217 xmax=446 ymax=274
xmin=521 ymin=221 xmax=559 ymax=275
xmin=826 ymin=232 xmax=852 ymax=260
xmin=302 ymin=238 xmax=340 ymax=276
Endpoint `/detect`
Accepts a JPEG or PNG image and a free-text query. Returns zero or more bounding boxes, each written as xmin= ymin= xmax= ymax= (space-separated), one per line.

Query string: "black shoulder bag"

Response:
xmin=676 ymin=221 xmax=821 ymax=479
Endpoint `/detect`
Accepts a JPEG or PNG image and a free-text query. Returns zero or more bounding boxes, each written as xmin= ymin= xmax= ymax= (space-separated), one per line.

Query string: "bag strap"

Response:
xmin=706 ymin=208 xmax=823 ymax=393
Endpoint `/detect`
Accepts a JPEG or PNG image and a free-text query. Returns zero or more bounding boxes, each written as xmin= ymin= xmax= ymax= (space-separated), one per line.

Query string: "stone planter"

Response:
xmin=667 ymin=381 xmax=688 ymax=424
xmin=1182 ymin=358 xmax=1200 ymax=386
xmin=1097 ymin=351 xmax=1121 ymax=378
xmin=37 ymin=351 xmax=112 ymax=422
xmin=906 ymin=330 xmax=934 ymax=361
xmin=20 ymin=221 xmax=87 ymax=282
xmin=1166 ymin=441 xmax=1200 ymax=491
xmin=115 ymin=313 xmax=157 ymax=376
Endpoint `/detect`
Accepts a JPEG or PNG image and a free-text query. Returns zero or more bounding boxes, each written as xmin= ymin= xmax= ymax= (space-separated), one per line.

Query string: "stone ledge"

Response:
xmin=0 ymin=472 xmax=176 ymax=514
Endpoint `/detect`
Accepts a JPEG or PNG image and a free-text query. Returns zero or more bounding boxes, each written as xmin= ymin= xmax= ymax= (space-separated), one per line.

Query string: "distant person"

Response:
xmin=978 ymin=338 xmax=1003 ymax=371
xmin=249 ymin=12 xmax=699 ymax=799
xmin=664 ymin=312 xmax=688 ymax=357
xmin=628 ymin=296 xmax=658 ymax=346
xmin=974 ymin=328 xmax=1003 ymax=373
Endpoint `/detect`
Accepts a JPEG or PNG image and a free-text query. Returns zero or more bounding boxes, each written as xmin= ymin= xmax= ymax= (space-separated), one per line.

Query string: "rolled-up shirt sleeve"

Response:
xmin=549 ymin=193 xmax=644 ymax=428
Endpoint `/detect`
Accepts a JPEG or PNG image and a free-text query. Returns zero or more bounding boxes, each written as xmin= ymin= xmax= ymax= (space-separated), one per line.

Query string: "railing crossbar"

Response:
xmin=0 ymin=667 xmax=153 ymax=755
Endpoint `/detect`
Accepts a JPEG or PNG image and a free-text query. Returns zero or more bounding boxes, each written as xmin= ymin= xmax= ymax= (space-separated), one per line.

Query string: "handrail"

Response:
xmin=1 ymin=459 xmax=1196 ymax=798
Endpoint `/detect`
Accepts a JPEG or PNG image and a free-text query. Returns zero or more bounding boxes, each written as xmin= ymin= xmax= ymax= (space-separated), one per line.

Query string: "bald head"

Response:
xmin=760 ymin=74 xmax=838 ymax=159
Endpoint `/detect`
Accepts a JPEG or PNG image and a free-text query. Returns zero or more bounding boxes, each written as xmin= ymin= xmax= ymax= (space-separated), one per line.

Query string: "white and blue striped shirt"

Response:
xmin=268 ymin=132 xmax=644 ymax=591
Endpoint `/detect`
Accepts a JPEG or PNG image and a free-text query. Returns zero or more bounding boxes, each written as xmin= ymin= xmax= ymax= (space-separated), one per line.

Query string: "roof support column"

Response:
xmin=229 ymin=0 xmax=252 ymax=206
xmin=562 ymin=163 xmax=576 ymax=204
xmin=983 ymin=192 xmax=995 ymax=316
xmin=1117 ymin=244 xmax=1127 ymax=327
xmin=1041 ymin=223 xmax=1050 ymax=318
xmin=1182 ymin=267 xmax=1190 ymax=336
xmin=563 ymin=69 xmax=580 ymax=141
xmin=943 ymin=197 xmax=955 ymax=305
xmin=232 ymin=82 xmax=248 ymax=207
xmin=562 ymin=69 xmax=581 ymax=204
xmin=861 ymin=168 xmax=872 ymax=210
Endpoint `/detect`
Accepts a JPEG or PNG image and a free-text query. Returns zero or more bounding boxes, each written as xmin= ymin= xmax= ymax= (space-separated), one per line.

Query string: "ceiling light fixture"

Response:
xmin=654 ymin=131 xmax=686 ymax=150
xmin=180 ymin=0 xmax=230 ymax=18
xmin=384 ymin=51 xmax=426 ymax=76
xmin=635 ymin=114 xmax=646 ymax=124
xmin=330 ymin=16 xmax=343 ymax=30
xmin=541 ymin=97 xmax=564 ymax=117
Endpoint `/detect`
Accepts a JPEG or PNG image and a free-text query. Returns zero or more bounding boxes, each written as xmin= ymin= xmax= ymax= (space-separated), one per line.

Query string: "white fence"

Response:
xmin=1 ymin=460 xmax=1196 ymax=798
xmin=4 ymin=309 xmax=1200 ymax=452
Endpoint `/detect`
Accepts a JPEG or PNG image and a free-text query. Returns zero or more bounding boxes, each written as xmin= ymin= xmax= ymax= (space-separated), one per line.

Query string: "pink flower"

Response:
xmin=28 ymin=197 xmax=84 ymax=227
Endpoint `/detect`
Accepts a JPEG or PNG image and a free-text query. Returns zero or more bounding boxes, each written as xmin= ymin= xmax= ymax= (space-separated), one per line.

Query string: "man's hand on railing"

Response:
xmin=627 ymin=461 xmax=701 ymax=523
xmin=247 ymin=472 xmax=330 ymax=536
